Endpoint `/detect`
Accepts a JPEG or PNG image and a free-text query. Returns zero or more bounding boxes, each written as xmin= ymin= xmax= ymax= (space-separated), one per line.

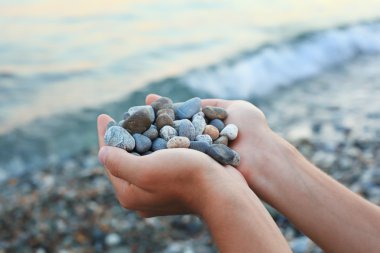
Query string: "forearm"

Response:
xmin=253 ymin=132 xmax=380 ymax=253
xmin=201 ymin=183 xmax=291 ymax=253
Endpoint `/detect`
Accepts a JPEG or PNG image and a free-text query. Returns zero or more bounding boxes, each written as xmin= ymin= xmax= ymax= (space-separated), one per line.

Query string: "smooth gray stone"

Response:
xmin=173 ymin=102 xmax=183 ymax=113
xmin=127 ymin=105 xmax=155 ymax=123
xmin=192 ymin=112 xmax=206 ymax=136
xmin=175 ymin=97 xmax=202 ymax=119
xmin=122 ymin=108 xmax=152 ymax=134
xmin=118 ymin=120 xmax=124 ymax=126
xmin=173 ymin=120 xmax=182 ymax=132
xmin=133 ymin=133 xmax=152 ymax=153
xmin=189 ymin=141 xmax=210 ymax=153
xmin=159 ymin=125 xmax=178 ymax=141
xmin=209 ymin=119 xmax=225 ymax=132
xmin=195 ymin=134 xmax=213 ymax=145
xmin=131 ymin=152 xmax=141 ymax=156
xmin=206 ymin=144 xmax=240 ymax=167
xmin=151 ymin=97 xmax=173 ymax=112
xmin=220 ymin=124 xmax=238 ymax=141
xmin=178 ymin=119 xmax=196 ymax=141
xmin=104 ymin=126 xmax=135 ymax=151
xmin=152 ymin=138 xmax=168 ymax=151
xmin=106 ymin=121 xmax=116 ymax=130
xmin=143 ymin=125 xmax=158 ymax=140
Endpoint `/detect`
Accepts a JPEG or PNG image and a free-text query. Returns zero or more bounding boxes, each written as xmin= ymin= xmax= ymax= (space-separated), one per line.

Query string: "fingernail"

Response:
xmin=98 ymin=146 xmax=109 ymax=165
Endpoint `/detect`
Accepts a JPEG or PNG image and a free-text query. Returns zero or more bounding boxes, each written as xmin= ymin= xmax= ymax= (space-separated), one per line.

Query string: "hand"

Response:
xmin=97 ymin=114 xmax=247 ymax=218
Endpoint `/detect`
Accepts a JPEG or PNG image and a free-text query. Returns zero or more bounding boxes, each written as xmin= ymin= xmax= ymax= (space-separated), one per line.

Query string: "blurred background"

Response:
xmin=1 ymin=0 xmax=380 ymax=252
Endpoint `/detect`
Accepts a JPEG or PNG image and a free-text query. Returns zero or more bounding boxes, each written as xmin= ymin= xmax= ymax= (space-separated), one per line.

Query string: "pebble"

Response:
xmin=173 ymin=120 xmax=182 ymax=132
xmin=160 ymin=126 xmax=178 ymax=141
xmin=173 ymin=102 xmax=183 ymax=113
xmin=178 ymin=119 xmax=196 ymax=141
xmin=209 ymin=119 xmax=225 ymax=132
xmin=202 ymin=106 xmax=228 ymax=120
xmin=133 ymin=134 xmax=152 ymax=153
xmin=192 ymin=112 xmax=206 ymax=136
xmin=105 ymin=233 xmax=121 ymax=246
xmin=156 ymin=113 xmax=174 ymax=130
xmin=151 ymin=97 xmax=173 ymax=112
xmin=206 ymin=144 xmax=240 ymax=167
xmin=214 ymin=135 xmax=229 ymax=145
xmin=220 ymin=124 xmax=238 ymax=141
xmin=127 ymin=105 xmax=155 ymax=123
xmin=203 ymin=125 xmax=219 ymax=140
xmin=106 ymin=120 xmax=116 ymax=130
xmin=175 ymin=97 xmax=202 ymax=119
xmin=123 ymin=112 xmax=130 ymax=120
xmin=152 ymin=138 xmax=168 ymax=151
xmin=104 ymin=126 xmax=135 ymax=151
xmin=167 ymin=137 xmax=191 ymax=149
xmin=118 ymin=120 xmax=124 ymax=126
xmin=143 ymin=125 xmax=158 ymax=140
xmin=122 ymin=108 xmax=152 ymax=134
xmin=189 ymin=141 xmax=210 ymax=153
xmin=157 ymin=109 xmax=175 ymax=121
xmin=195 ymin=134 xmax=213 ymax=145
xmin=131 ymin=152 xmax=141 ymax=156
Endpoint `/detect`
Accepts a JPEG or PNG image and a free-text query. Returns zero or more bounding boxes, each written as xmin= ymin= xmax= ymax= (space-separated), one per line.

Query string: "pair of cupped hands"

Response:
xmin=98 ymin=94 xmax=278 ymax=219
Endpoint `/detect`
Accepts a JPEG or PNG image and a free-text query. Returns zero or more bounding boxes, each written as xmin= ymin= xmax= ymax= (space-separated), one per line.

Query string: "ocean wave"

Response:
xmin=181 ymin=21 xmax=380 ymax=98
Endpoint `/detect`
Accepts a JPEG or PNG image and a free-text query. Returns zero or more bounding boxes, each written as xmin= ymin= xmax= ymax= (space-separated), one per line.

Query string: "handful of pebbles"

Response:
xmin=104 ymin=97 xmax=240 ymax=167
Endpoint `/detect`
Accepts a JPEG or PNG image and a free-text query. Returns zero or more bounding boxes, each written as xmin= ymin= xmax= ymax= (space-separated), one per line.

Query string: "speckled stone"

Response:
xmin=118 ymin=120 xmax=124 ymax=126
xmin=104 ymin=126 xmax=135 ymax=152
xmin=189 ymin=141 xmax=210 ymax=153
xmin=192 ymin=112 xmax=207 ymax=136
xmin=202 ymin=106 xmax=228 ymax=120
xmin=203 ymin=125 xmax=219 ymax=140
xmin=106 ymin=120 xmax=116 ymax=130
xmin=122 ymin=108 xmax=152 ymax=134
xmin=151 ymin=97 xmax=173 ymax=112
xmin=143 ymin=125 xmax=158 ymax=140
xmin=195 ymin=134 xmax=213 ymax=145
xmin=175 ymin=97 xmax=202 ymax=119
xmin=157 ymin=109 xmax=175 ymax=121
xmin=167 ymin=136 xmax=190 ymax=149
xmin=220 ymin=124 xmax=238 ymax=141
xmin=173 ymin=120 xmax=182 ymax=132
xmin=178 ymin=119 xmax=196 ymax=141
xmin=156 ymin=113 xmax=174 ymax=130
xmin=133 ymin=134 xmax=152 ymax=153
xmin=206 ymin=144 xmax=240 ymax=167
xmin=214 ymin=135 xmax=228 ymax=145
xmin=128 ymin=105 xmax=155 ymax=123
xmin=152 ymin=138 xmax=168 ymax=151
xmin=209 ymin=119 xmax=225 ymax=132
xmin=160 ymin=125 xmax=178 ymax=141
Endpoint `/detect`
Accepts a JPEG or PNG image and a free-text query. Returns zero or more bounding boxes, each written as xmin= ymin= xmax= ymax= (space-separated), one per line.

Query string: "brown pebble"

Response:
xmin=203 ymin=125 xmax=219 ymax=140
xmin=122 ymin=109 xmax=152 ymax=134
xmin=157 ymin=108 xmax=175 ymax=121
xmin=202 ymin=106 xmax=228 ymax=120
xmin=151 ymin=97 xmax=173 ymax=112
xmin=214 ymin=135 xmax=228 ymax=145
xmin=156 ymin=113 xmax=174 ymax=130
xmin=167 ymin=136 xmax=190 ymax=149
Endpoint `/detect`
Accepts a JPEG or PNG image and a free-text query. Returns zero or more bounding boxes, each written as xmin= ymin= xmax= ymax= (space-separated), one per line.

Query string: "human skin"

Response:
xmin=97 ymin=114 xmax=291 ymax=252
xmin=144 ymin=94 xmax=380 ymax=253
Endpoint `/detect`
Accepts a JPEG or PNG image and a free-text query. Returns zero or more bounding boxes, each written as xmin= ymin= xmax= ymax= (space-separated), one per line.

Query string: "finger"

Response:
xmin=145 ymin=94 xmax=162 ymax=105
xmin=201 ymin=98 xmax=232 ymax=108
xmin=97 ymin=114 xmax=114 ymax=149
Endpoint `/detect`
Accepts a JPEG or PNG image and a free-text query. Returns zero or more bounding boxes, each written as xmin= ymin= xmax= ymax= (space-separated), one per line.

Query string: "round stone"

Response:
xmin=151 ymin=97 xmax=173 ymax=112
xmin=178 ymin=119 xmax=196 ymax=141
xmin=157 ymin=109 xmax=175 ymax=121
xmin=152 ymin=138 xmax=168 ymax=151
xmin=122 ymin=109 xmax=152 ymax=134
xmin=189 ymin=141 xmax=210 ymax=153
xmin=202 ymin=106 xmax=228 ymax=120
xmin=214 ymin=135 xmax=228 ymax=145
xmin=192 ymin=112 xmax=207 ymax=136
xmin=104 ymin=126 xmax=135 ymax=152
xmin=173 ymin=120 xmax=182 ymax=132
xmin=156 ymin=113 xmax=174 ymax=130
xmin=143 ymin=125 xmax=158 ymax=140
xmin=203 ymin=125 xmax=219 ymax=140
xmin=106 ymin=120 xmax=116 ymax=130
xmin=175 ymin=97 xmax=202 ymax=119
xmin=195 ymin=134 xmax=213 ymax=145
xmin=160 ymin=125 xmax=178 ymax=141
xmin=209 ymin=119 xmax=225 ymax=132
xmin=206 ymin=144 xmax=240 ymax=167
xmin=167 ymin=136 xmax=191 ymax=149
xmin=127 ymin=105 xmax=155 ymax=123
xmin=220 ymin=124 xmax=238 ymax=141
xmin=133 ymin=134 xmax=152 ymax=153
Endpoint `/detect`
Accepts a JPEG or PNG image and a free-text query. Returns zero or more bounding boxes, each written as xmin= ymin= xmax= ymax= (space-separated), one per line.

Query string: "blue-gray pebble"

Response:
xmin=206 ymin=144 xmax=240 ymax=167
xmin=189 ymin=141 xmax=210 ymax=153
xmin=209 ymin=119 xmax=225 ymax=132
xmin=104 ymin=126 xmax=135 ymax=151
xmin=133 ymin=133 xmax=152 ymax=153
xmin=178 ymin=119 xmax=196 ymax=140
xmin=152 ymin=138 xmax=168 ymax=151
xmin=175 ymin=97 xmax=202 ymax=119
xmin=143 ymin=125 xmax=158 ymax=140
xmin=195 ymin=134 xmax=213 ymax=145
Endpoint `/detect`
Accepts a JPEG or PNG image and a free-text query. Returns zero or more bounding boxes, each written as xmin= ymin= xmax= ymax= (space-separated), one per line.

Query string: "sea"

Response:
xmin=1 ymin=0 xmax=380 ymax=180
